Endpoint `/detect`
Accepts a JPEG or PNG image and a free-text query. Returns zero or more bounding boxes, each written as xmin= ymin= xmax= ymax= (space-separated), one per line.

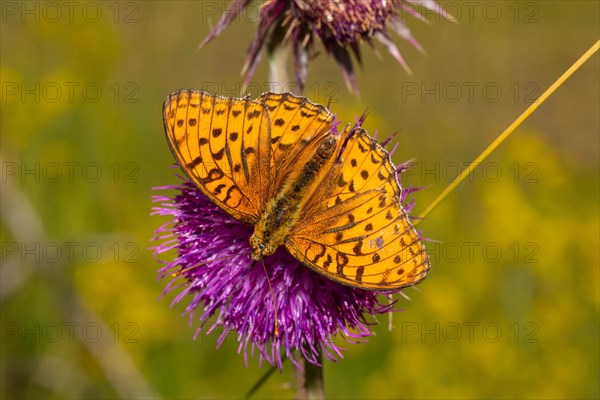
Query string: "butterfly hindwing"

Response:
xmin=286 ymin=128 xmax=430 ymax=290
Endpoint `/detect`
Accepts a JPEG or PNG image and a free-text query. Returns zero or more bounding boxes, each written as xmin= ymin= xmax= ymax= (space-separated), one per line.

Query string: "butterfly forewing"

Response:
xmin=163 ymin=90 xmax=271 ymax=224
xmin=287 ymin=128 xmax=430 ymax=290
xmin=257 ymin=93 xmax=334 ymax=189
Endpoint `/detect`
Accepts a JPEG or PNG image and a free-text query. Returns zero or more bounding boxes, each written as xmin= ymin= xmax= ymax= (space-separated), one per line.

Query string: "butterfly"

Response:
xmin=163 ymin=90 xmax=430 ymax=290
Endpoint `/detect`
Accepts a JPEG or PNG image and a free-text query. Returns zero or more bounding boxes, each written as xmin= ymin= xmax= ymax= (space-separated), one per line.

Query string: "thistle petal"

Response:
xmin=200 ymin=0 xmax=253 ymax=48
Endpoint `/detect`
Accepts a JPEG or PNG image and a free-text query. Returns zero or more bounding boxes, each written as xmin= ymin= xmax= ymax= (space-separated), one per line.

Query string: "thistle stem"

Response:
xmin=295 ymin=352 xmax=325 ymax=400
xmin=414 ymin=40 xmax=600 ymax=226
xmin=268 ymin=46 xmax=291 ymax=93
xmin=268 ymin=42 xmax=324 ymax=400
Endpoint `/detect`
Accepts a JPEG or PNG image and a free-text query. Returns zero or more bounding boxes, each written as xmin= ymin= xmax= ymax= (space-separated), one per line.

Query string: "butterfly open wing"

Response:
xmin=165 ymin=90 xmax=429 ymax=290
xmin=286 ymin=128 xmax=430 ymax=290
xmin=163 ymin=90 xmax=272 ymax=224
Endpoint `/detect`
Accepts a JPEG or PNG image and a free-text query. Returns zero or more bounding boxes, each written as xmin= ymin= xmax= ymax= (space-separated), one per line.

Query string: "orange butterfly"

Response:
xmin=163 ymin=90 xmax=429 ymax=290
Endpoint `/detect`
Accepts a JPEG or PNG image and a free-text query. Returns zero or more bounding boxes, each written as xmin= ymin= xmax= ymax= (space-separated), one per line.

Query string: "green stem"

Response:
xmin=415 ymin=40 xmax=600 ymax=226
xmin=268 ymin=46 xmax=291 ymax=93
xmin=244 ymin=364 xmax=279 ymax=399
xmin=295 ymin=352 xmax=324 ymax=400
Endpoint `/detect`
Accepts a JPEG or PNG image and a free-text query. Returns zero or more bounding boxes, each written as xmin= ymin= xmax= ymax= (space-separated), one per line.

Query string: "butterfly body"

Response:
xmin=250 ymin=136 xmax=338 ymax=260
xmin=164 ymin=90 xmax=430 ymax=290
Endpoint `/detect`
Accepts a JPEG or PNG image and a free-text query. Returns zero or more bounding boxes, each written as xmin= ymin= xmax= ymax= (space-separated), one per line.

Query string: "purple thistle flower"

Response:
xmin=201 ymin=0 xmax=451 ymax=92
xmin=151 ymin=116 xmax=422 ymax=368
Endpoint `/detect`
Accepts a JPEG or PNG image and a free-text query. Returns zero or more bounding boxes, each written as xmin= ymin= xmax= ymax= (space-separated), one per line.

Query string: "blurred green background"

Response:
xmin=1 ymin=1 xmax=598 ymax=399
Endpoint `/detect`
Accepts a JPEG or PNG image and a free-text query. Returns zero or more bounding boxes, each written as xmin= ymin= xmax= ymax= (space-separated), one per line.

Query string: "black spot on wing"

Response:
xmin=323 ymin=254 xmax=333 ymax=269
xmin=247 ymin=110 xmax=261 ymax=120
xmin=201 ymin=168 xmax=224 ymax=183
xmin=212 ymin=148 xmax=225 ymax=161
xmin=213 ymin=183 xmax=226 ymax=195
xmin=311 ymin=244 xmax=327 ymax=263
xmin=186 ymin=156 xmax=203 ymax=169
xmin=355 ymin=266 xmax=364 ymax=282
xmin=352 ymin=241 xmax=363 ymax=255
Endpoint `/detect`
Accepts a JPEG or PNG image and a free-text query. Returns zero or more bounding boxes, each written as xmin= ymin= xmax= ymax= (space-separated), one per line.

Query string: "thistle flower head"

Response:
xmin=151 ymin=116 xmax=422 ymax=368
xmin=201 ymin=0 xmax=451 ymax=92
xmin=293 ymin=0 xmax=396 ymax=45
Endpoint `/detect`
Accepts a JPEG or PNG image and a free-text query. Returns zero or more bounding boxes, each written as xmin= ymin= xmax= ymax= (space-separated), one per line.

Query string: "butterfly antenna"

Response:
xmin=326 ymin=94 xmax=334 ymax=110
xmin=260 ymin=258 xmax=280 ymax=337
xmin=171 ymin=255 xmax=233 ymax=277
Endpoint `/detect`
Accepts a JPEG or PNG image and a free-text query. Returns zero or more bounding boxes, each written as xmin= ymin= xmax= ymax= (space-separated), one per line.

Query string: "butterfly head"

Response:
xmin=249 ymin=232 xmax=277 ymax=260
